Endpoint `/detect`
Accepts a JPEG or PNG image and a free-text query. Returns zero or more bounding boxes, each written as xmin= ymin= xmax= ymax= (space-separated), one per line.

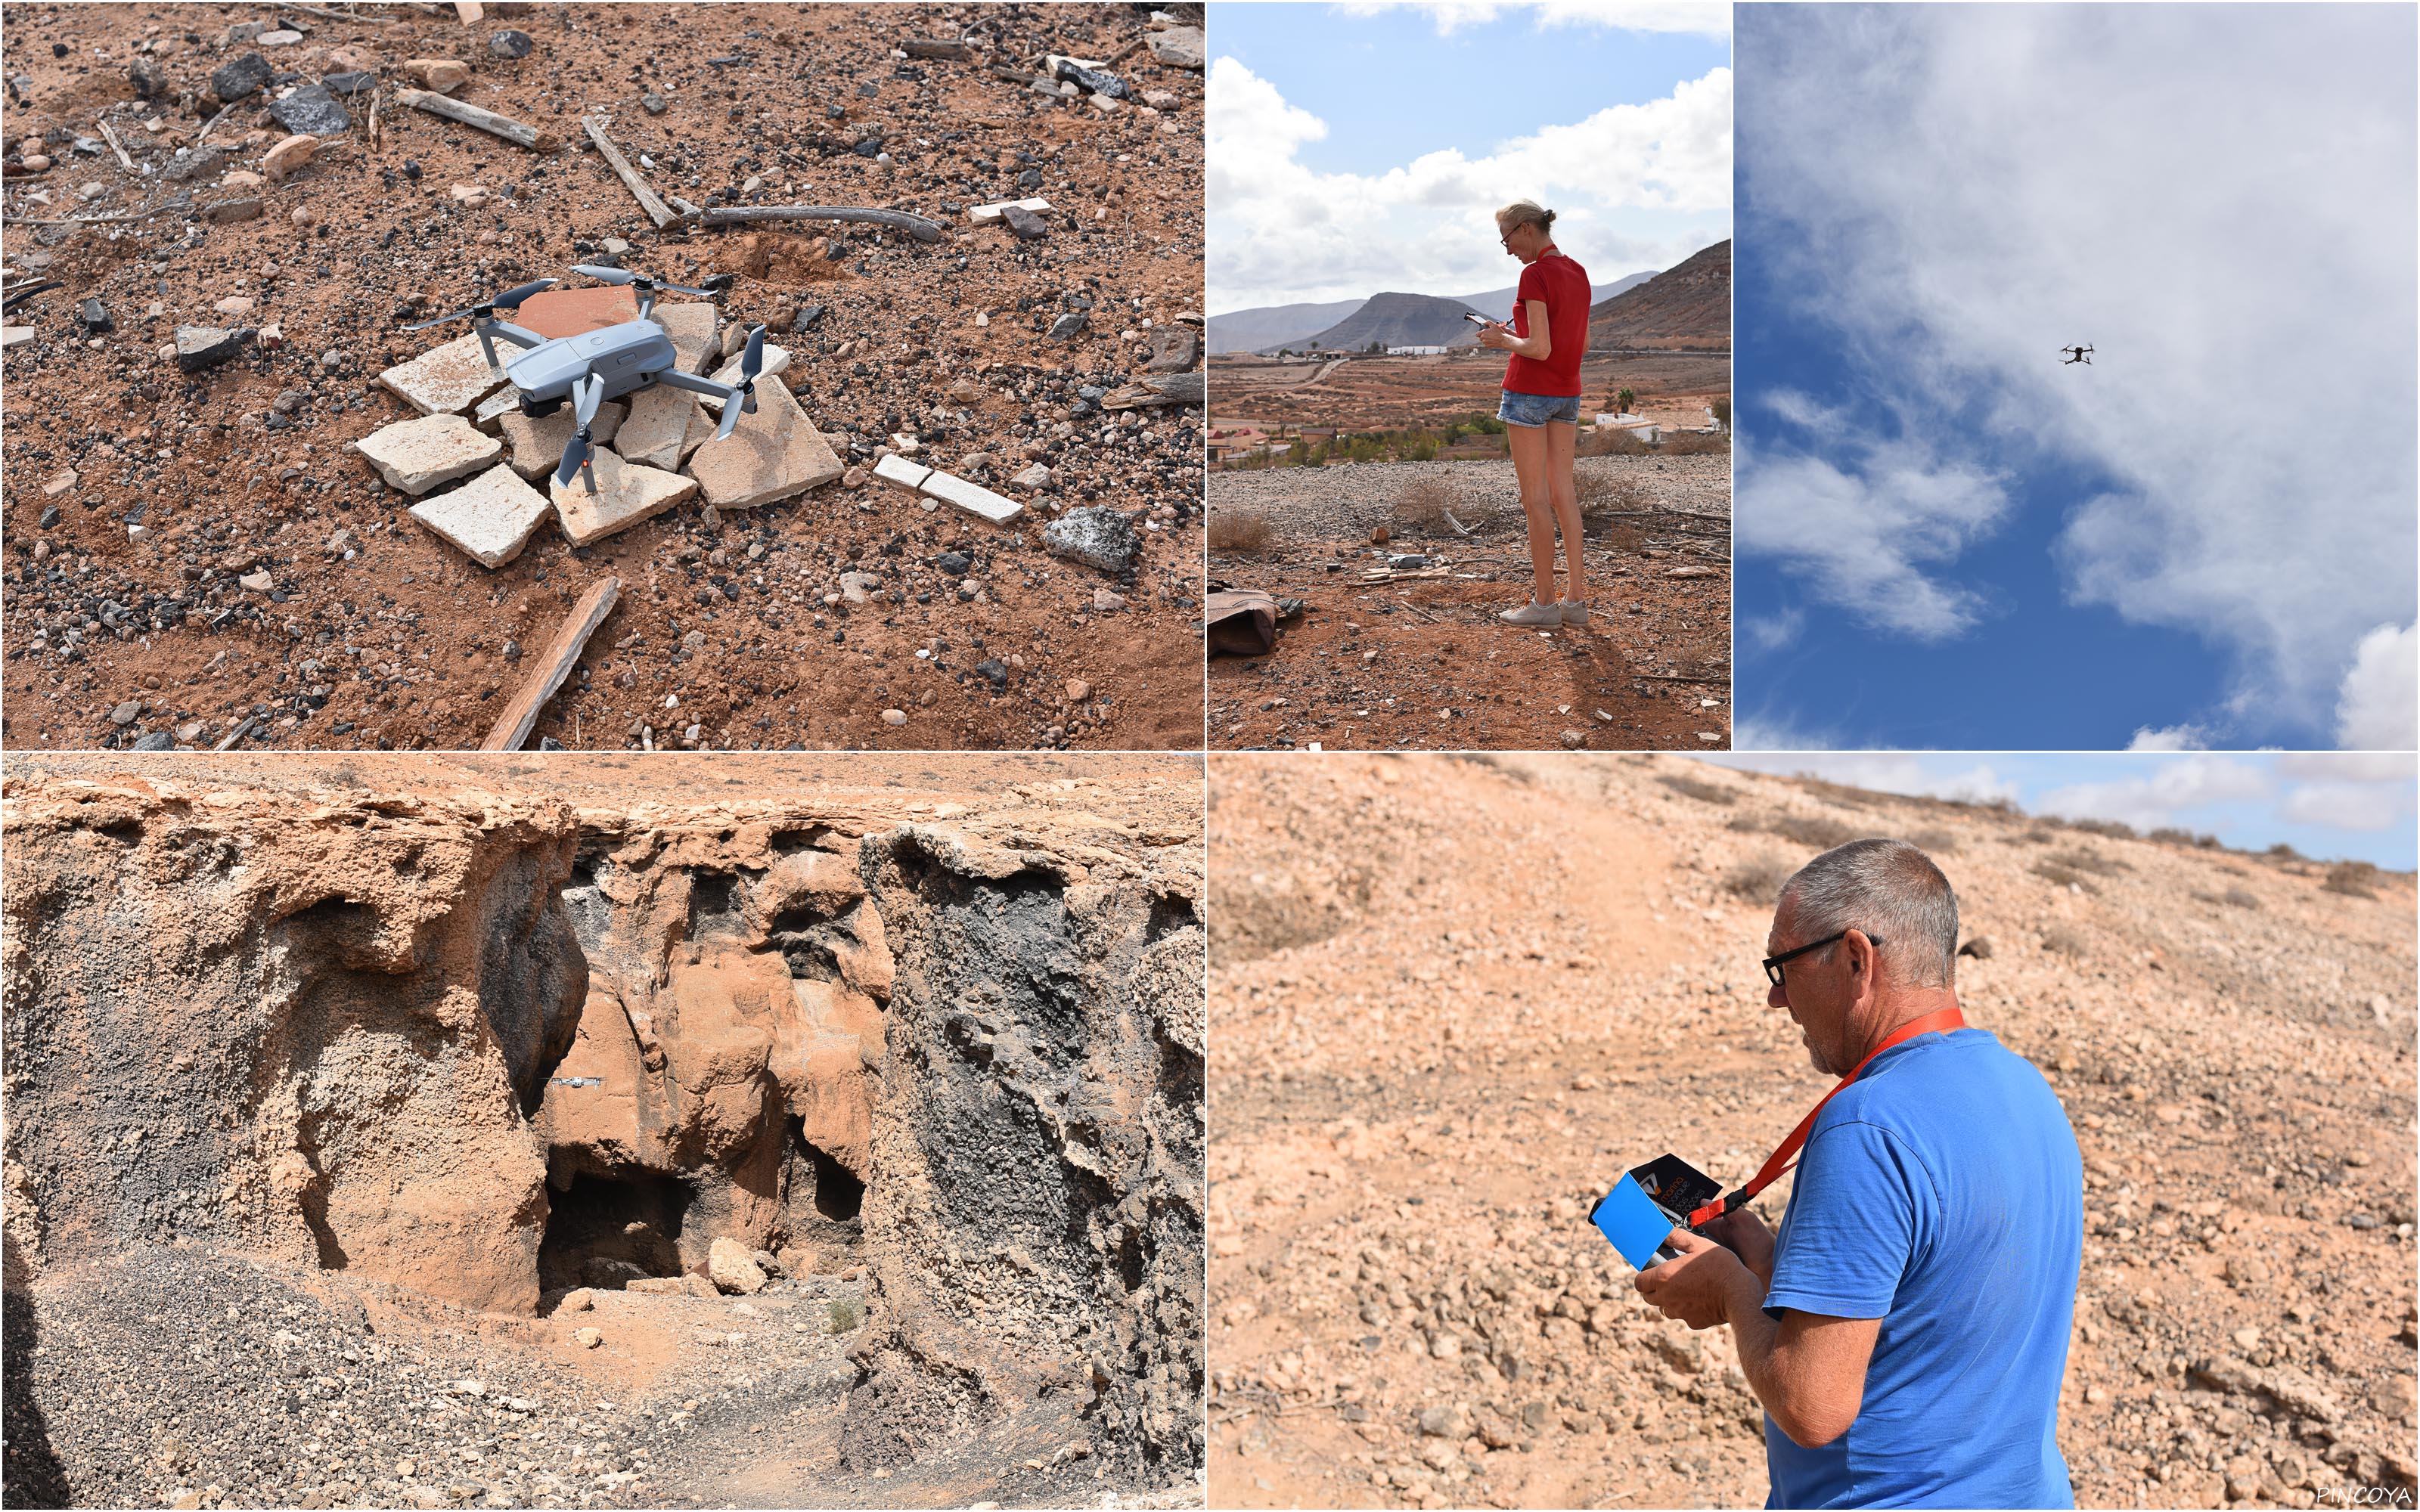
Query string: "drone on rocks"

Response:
xmin=408 ymin=265 xmax=768 ymax=491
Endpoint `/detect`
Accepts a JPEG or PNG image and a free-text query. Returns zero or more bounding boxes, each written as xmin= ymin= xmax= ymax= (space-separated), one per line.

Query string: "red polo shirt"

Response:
xmin=1503 ymin=248 xmax=1590 ymax=398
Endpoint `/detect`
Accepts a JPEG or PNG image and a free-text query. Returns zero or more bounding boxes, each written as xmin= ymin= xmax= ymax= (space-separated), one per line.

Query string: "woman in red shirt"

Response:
xmin=1476 ymin=200 xmax=1592 ymax=627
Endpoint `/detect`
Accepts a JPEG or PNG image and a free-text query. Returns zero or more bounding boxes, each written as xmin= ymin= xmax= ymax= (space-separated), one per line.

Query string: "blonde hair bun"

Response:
xmin=1494 ymin=200 xmax=1556 ymax=233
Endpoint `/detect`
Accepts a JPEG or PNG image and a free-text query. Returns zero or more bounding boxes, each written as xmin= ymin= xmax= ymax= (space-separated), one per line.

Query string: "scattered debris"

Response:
xmin=396 ymin=87 xmax=559 ymax=150
xmin=686 ymin=203 xmax=945 ymax=243
xmin=581 ymin=116 xmax=675 ymax=230
xmin=480 ymin=576 xmax=620 ymax=749
xmin=172 ymin=324 xmax=250 ymax=373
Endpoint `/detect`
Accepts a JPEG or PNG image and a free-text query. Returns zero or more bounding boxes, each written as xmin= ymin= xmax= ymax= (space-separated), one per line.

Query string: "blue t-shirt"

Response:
xmin=1761 ymin=1027 xmax=2083 ymax=1509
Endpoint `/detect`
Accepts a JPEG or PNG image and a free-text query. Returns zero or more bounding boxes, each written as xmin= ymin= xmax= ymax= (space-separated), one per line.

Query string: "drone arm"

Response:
xmin=653 ymin=368 xmax=733 ymax=400
xmin=484 ymin=320 xmax=548 ymax=352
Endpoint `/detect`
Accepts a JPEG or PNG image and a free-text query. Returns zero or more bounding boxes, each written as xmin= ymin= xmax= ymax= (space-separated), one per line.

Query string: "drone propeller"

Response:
xmin=554 ymin=377 xmax=607 ymax=488
xmin=710 ymin=324 xmax=770 ymax=442
xmin=403 ymin=276 xmax=558 ymax=331
xmin=572 ymin=263 xmax=718 ymax=298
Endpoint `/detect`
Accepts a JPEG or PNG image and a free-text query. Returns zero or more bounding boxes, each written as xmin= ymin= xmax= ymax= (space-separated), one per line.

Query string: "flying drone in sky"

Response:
xmin=2060 ymin=345 xmax=2094 ymax=366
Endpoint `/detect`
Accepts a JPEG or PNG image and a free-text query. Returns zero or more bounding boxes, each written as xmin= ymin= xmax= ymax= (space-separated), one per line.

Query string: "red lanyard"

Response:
xmin=1686 ymin=1007 xmax=1966 ymax=1227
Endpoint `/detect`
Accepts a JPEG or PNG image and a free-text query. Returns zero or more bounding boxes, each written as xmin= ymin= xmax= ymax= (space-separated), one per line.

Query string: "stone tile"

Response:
xmin=407 ymin=463 xmax=551 ymax=568
xmin=683 ymin=379 xmax=842 ymax=510
xmin=353 ymin=413 xmax=503 ymax=495
xmin=873 ymin=454 xmax=932 ymax=492
xmin=698 ymin=345 xmax=793 ymax=409
xmin=648 ymin=302 xmax=718 ymax=374
xmin=550 ymin=448 xmax=697 ymax=546
xmin=617 ymin=381 xmax=708 ymax=470
xmin=918 ymin=468 xmax=1024 ymax=525
xmin=498 ymin=398 xmax=625 ymax=480
xmin=513 ymin=284 xmax=640 ymax=339
xmin=969 ymin=197 xmax=1051 ymax=223
xmin=472 ymin=385 xmax=521 ymax=431
xmin=378 ymin=331 xmax=507 ymax=416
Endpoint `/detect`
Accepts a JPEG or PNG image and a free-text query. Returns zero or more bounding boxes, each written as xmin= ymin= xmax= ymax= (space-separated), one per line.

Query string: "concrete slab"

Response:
xmin=698 ymin=345 xmax=793 ymax=409
xmin=378 ymin=331 xmax=507 ymax=416
xmin=354 ymin=412 xmax=504 ymax=494
xmin=970 ymin=196 xmax=1052 ymax=224
xmin=918 ymin=468 xmax=1024 ymax=525
xmin=550 ymin=448 xmax=698 ymax=546
xmin=408 ymin=463 xmax=551 ymax=567
xmin=683 ymin=379 xmax=842 ymax=510
xmin=617 ymin=381 xmax=708 ymax=470
xmin=514 ymin=284 xmax=640 ymax=339
xmin=873 ymin=454 xmax=932 ymax=492
xmin=472 ymin=386 xmax=522 ymax=431
xmin=648 ymin=302 xmax=718 ymax=374
xmin=498 ymin=398 xmax=626 ymax=480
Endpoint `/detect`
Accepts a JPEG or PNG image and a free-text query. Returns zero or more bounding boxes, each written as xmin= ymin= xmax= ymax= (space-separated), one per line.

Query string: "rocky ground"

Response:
xmin=1208 ymin=352 xmax=1727 ymax=437
xmin=1208 ymin=457 xmax=1730 ymax=751
xmin=0 ymin=3 xmax=1207 ymax=752
xmin=4 ymin=752 xmax=1206 ymax=1510
xmin=1206 ymin=754 xmax=2417 ymax=1509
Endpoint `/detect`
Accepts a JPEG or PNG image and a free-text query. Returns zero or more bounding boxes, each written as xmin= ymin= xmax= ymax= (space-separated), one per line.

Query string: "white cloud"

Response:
xmin=2279 ymin=780 xmax=2414 ymax=832
xmin=1733 ymin=423 xmax=2010 ymax=640
xmin=2274 ymin=753 xmax=2417 ymax=783
xmin=1335 ymin=1 xmax=1730 ymax=38
xmin=1737 ymin=7 xmax=2418 ymax=746
xmin=2125 ymin=724 xmax=2210 ymax=751
xmin=2333 ymin=623 xmax=2417 ymax=751
xmin=1742 ymin=607 xmax=1804 ymax=654
xmin=1208 ymin=57 xmax=1732 ymax=308
xmin=1706 ymin=754 xmax=2021 ymax=806
xmin=1727 ymin=712 xmax=1836 ymax=752
xmin=2034 ymin=758 xmax=2275 ymax=831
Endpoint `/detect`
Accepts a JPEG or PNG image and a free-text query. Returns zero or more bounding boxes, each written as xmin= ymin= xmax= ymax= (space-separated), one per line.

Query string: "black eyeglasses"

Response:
xmin=1763 ymin=930 xmax=1883 ymax=987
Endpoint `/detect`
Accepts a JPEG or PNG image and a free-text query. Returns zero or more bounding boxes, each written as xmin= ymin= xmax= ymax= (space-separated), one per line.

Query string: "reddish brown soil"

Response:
xmin=2 ymin=3 xmax=1205 ymax=753
xmin=1211 ymin=351 xmax=1727 ymax=437
xmin=1207 ymin=756 xmax=2419 ymax=1510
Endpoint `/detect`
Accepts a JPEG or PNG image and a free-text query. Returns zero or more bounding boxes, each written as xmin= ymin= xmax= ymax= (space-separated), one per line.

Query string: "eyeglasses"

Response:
xmin=1762 ymin=930 xmax=1883 ymax=987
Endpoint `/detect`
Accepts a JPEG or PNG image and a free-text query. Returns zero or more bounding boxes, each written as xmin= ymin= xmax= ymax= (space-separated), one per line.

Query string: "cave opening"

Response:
xmin=805 ymin=1140 xmax=865 ymax=1221
xmin=537 ymin=1171 xmax=694 ymax=1295
xmin=777 ymin=1123 xmax=867 ymax=1263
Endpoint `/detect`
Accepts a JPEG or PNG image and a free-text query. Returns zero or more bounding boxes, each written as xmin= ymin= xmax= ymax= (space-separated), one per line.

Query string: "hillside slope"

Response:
xmin=1207 ymin=753 xmax=2416 ymax=1510
xmin=1284 ymin=292 xmax=1485 ymax=353
xmin=1587 ymin=240 xmax=1731 ymax=351
xmin=1210 ymin=299 xmax=1367 ymax=355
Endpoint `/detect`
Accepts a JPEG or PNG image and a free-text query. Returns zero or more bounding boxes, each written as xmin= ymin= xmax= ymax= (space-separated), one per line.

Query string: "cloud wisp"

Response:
xmin=1736 ymin=5 xmax=2417 ymax=748
xmin=1208 ymin=53 xmax=1731 ymax=308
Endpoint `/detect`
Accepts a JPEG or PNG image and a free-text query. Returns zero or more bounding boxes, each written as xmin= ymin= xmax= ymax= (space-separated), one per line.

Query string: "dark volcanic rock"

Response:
xmin=209 ymin=52 xmax=273 ymax=102
xmin=489 ymin=29 xmax=532 ymax=58
xmin=321 ymin=70 xmax=376 ymax=95
xmin=173 ymin=325 xmax=250 ymax=373
xmin=267 ymin=85 xmax=350 ymax=136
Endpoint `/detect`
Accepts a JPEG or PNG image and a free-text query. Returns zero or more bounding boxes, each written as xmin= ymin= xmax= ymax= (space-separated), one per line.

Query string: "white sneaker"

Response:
xmin=1500 ymin=598 xmax=1562 ymax=627
xmin=1561 ymin=599 xmax=1589 ymax=626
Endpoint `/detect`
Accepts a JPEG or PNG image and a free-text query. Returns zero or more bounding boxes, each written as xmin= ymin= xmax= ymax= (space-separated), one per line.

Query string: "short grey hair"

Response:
xmin=1777 ymin=838 xmax=1959 ymax=990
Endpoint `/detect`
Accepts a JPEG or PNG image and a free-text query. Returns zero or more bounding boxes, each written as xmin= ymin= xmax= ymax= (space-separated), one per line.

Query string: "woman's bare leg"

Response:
xmin=1547 ymin=420 xmax=1584 ymax=604
xmin=1507 ymin=422 xmax=1556 ymax=603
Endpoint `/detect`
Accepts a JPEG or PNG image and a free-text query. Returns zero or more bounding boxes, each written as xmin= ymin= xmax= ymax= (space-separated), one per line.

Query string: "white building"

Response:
xmin=1387 ymin=345 xmax=1447 ymax=356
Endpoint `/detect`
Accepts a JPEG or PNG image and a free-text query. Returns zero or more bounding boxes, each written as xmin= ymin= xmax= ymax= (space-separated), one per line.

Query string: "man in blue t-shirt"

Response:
xmin=1634 ymin=839 xmax=2083 ymax=1508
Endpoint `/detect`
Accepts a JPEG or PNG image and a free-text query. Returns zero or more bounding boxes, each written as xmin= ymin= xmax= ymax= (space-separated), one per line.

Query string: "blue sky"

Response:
xmin=1732 ymin=5 xmax=2417 ymax=753
xmin=1698 ymin=753 xmax=2418 ymax=870
xmin=1209 ymin=2 xmax=1732 ymax=310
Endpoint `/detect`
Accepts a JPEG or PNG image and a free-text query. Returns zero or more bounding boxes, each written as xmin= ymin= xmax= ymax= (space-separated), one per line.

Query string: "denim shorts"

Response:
xmin=1497 ymin=389 xmax=1582 ymax=428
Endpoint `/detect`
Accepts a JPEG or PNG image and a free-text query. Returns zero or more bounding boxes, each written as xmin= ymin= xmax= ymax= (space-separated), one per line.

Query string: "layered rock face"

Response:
xmin=2 ymin=761 xmax=1205 ymax=1481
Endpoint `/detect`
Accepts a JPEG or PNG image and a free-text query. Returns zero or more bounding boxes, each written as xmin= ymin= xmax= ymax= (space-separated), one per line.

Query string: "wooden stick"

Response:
xmin=96 ymin=119 xmax=135 ymax=170
xmin=213 ymin=716 xmax=255 ymax=752
xmin=582 ymin=116 xmax=673 ymax=230
xmin=193 ymin=101 xmax=240 ymax=147
xmin=368 ymin=86 xmax=380 ymax=152
xmin=482 ymin=577 xmax=619 ymax=751
xmin=280 ymin=2 xmax=397 ymax=23
xmin=396 ymin=88 xmax=560 ymax=152
xmin=687 ymin=204 xmax=944 ymax=243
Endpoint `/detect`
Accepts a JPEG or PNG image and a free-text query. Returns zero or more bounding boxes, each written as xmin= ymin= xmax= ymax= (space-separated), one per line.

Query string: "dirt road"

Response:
xmin=1207 ymin=754 xmax=2418 ymax=1509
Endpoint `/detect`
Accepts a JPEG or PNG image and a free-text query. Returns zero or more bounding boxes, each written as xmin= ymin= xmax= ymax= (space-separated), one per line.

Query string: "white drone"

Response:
xmin=408 ymin=265 xmax=769 ymax=490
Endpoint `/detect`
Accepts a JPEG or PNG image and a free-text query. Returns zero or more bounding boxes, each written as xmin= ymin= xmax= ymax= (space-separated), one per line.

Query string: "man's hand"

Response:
xmin=1699 ymin=1208 xmax=1776 ymax=1289
xmin=1634 ymin=1228 xmax=1760 ymax=1331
